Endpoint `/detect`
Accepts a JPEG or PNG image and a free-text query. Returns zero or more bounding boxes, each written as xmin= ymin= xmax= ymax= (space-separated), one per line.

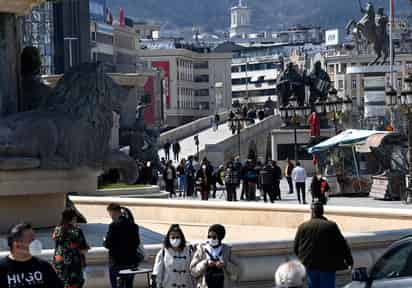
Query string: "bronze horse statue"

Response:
xmin=346 ymin=2 xmax=390 ymax=65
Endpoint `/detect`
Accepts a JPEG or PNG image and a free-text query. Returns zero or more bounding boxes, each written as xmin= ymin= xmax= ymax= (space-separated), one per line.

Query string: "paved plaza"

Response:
xmin=171 ymin=177 xmax=409 ymax=210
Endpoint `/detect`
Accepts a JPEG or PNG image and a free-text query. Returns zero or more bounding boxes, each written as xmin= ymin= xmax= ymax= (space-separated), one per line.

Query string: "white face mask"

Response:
xmin=209 ymin=239 xmax=220 ymax=247
xmin=170 ymin=238 xmax=181 ymax=248
xmin=29 ymin=239 xmax=43 ymax=256
xmin=202 ymin=165 xmax=206 ymax=170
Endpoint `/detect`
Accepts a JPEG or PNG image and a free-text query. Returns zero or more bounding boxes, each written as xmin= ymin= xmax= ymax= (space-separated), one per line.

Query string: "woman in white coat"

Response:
xmin=152 ymin=224 xmax=195 ymax=288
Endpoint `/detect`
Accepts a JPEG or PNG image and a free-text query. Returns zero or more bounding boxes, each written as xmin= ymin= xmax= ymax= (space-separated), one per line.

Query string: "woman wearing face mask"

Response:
xmin=53 ymin=208 xmax=90 ymax=288
xmin=190 ymin=224 xmax=240 ymax=288
xmin=152 ymin=224 xmax=195 ymax=288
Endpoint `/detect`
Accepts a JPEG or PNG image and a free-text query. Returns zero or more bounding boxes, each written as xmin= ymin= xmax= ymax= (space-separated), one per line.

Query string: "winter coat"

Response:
xmin=224 ymin=168 xmax=240 ymax=186
xmin=294 ymin=217 xmax=353 ymax=272
xmin=196 ymin=169 xmax=213 ymax=190
xmin=259 ymin=166 xmax=274 ymax=186
xmin=103 ymin=216 xmax=141 ymax=267
xmin=190 ymin=243 xmax=240 ymax=288
xmin=153 ymin=246 xmax=195 ymax=288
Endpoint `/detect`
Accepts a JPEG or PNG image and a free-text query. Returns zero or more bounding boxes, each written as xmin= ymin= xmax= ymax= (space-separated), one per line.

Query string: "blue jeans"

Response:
xmin=307 ymin=270 xmax=336 ymax=288
xmin=178 ymin=176 xmax=185 ymax=194
xmin=109 ymin=265 xmax=135 ymax=288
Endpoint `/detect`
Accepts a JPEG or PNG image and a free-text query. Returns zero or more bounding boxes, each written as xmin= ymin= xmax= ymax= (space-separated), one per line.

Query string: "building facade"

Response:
xmin=139 ymin=47 xmax=232 ymax=127
xmin=22 ymin=2 xmax=54 ymax=75
xmin=53 ymin=0 xmax=91 ymax=74
xmin=231 ymin=56 xmax=282 ymax=107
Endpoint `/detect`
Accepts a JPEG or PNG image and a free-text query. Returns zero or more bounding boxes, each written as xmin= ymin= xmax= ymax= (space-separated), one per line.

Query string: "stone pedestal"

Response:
xmin=0 ymin=168 xmax=99 ymax=232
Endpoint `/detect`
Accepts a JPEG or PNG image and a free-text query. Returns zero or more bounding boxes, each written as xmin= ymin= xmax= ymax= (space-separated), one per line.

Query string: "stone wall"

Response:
xmin=202 ymin=115 xmax=282 ymax=166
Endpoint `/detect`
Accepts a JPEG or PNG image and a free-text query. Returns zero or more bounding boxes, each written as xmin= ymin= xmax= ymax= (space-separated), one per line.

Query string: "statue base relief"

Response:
xmin=0 ymin=168 xmax=99 ymax=232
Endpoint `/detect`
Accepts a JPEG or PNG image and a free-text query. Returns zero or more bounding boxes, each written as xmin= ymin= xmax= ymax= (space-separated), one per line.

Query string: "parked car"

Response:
xmin=345 ymin=236 xmax=412 ymax=288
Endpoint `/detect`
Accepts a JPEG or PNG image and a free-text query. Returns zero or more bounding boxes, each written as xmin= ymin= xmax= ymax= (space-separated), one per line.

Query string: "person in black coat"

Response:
xmin=259 ymin=162 xmax=275 ymax=203
xmin=104 ymin=203 xmax=141 ymax=288
xmin=196 ymin=162 xmax=213 ymax=201
xmin=224 ymin=161 xmax=240 ymax=201
xmin=294 ymin=202 xmax=353 ymax=288
xmin=310 ymin=173 xmax=330 ymax=205
xmin=164 ymin=142 xmax=171 ymax=161
xmin=172 ymin=141 xmax=181 ymax=162
xmin=272 ymin=161 xmax=282 ymax=200
xmin=163 ymin=161 xmax=177 ymax=197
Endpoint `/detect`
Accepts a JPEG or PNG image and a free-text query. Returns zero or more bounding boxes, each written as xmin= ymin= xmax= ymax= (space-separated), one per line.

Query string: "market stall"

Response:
xmin=307 ymin=129 xmax=398 ymax=196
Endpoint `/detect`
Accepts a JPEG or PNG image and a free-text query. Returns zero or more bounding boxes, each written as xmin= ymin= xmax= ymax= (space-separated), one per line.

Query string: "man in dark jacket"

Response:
xmin=294 ymin=202 xmax=353 ymax=288
xmin=272 ymin=161 xmax=282 ymax=200
xmin=225 ymin=161 xmax=240 ymax=201
xmin=163 ymin=142 xmax=171 ymax=161
xmin=259 ymin=162 xmax=275 ymax=203
xmin=104 ymin=203 xmax=141 ymax=288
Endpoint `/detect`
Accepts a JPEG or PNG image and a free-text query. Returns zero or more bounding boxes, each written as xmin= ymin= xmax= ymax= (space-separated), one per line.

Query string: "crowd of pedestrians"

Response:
xmin=159 ymin=155 xmax=330 ymax=205
xmin=0 ymin=199 xmax=352 ymax=288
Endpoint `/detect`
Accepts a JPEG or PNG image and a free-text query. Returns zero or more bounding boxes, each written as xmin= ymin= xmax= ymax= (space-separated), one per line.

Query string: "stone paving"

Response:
xmin=170 ymin=177 xmax=409 ymax=210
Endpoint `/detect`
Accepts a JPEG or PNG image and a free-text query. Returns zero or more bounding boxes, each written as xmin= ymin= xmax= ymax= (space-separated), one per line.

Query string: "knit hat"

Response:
xmin=208 ymin=224 xmax=226 ymax=240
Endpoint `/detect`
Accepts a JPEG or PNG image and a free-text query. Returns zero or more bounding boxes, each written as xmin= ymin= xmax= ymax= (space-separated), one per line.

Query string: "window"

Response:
xmin=371 ymin=242 xmax=412 ymax=280
xmin=277 ymin=144 xmax=312 ymax=161
xmin=232 ymin=66 xmax=240 ymax=73
xmin=328 ymin=64 xmax=335 ymax=75
xmin=195 ymin=89 xmax=209 ymax=97
xmin=351 ymin=79 xmax=357 ymax=89
xmin=338 ymin=80 xmax=344 ymax=90
xmin=194 ymin=61 xmax=208 ymax=69
xmin=194 ymin=75 xmax=209 ymax=83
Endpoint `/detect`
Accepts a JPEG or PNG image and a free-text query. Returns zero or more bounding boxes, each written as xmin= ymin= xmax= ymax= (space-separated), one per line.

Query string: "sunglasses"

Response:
xmin=208 ymin=235 xmax=218 ymax=239
xmin=170 ymin=236 xmax=181 ymax=240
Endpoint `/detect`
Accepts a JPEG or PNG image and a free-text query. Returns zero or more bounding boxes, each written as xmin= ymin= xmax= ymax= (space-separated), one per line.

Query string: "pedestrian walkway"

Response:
xmin=165 ymin=177 xmax=409 ymax=209
xmin=159 ymin=119 xmax=260 ymax=163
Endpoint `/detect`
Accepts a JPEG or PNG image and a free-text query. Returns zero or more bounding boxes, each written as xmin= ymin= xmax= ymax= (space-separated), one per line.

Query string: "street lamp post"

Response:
xmin=194 ymin=135 xmax=200 ymax=159
xmin=315 ymin=89 xmax=353 ymax=135
xmin=280 ymin=103 xmax=311 ymax=163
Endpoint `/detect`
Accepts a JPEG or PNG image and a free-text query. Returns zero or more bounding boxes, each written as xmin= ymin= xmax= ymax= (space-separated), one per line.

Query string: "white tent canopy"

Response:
xmin=308 ymin=129 xmax=388 ymax=154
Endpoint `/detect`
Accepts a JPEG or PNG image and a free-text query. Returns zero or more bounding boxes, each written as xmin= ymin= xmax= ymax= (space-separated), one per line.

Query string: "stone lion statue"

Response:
xmin=0 ymin=63 xmax=138 ymax=183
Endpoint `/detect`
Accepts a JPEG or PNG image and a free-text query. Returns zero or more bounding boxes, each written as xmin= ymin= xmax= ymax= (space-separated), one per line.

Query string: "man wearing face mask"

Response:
xmin=190 ymin=224 xmax=240 ymax=288
xmin=0 ymin=223 xmax=63 ymax=288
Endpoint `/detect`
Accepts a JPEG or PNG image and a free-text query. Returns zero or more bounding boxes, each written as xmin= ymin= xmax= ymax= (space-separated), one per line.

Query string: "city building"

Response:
xmin=133 ymin=21 xmax=161 ymax=40
xmin=231 ymin=55 xmax=282 ymax=107
xmin=53 ymin=0 xmax=91 ymax=73
xmin=22 ymin=1 xmax=54 ymax=74
xmin=230 ymin=0 xmax=252 ymax=39
xmin=323 ymin=25 xmax=412 ymax=129
xmin=138 ymin=45 xmax=232 ymax=127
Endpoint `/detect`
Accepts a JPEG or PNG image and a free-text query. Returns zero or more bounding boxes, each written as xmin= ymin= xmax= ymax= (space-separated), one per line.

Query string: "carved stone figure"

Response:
xmin=21 ymin=46 xmax=52 ymax=112
xmin=307 ymin=61 xmax=331 ymax=105
xmin=0 ymin=63 xmax=138 ymax=183
xmin=129 ymin=102 xmax=160 ymax=167
xmin=346 ymin=2 xmax=390 ymax=65
xmin=277 ymin=63 xmax=305 ymax=107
